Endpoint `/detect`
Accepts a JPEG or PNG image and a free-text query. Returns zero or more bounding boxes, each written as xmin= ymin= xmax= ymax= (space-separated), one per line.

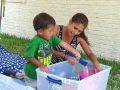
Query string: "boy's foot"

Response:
xmin=3 ymin=69 xmax=16 ymax=78
xmin=3 ymin=69 xmax=25 ymax=81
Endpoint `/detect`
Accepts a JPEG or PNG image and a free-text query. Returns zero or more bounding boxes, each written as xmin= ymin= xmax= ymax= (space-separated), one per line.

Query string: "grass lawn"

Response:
xmin=0 ymin=33 xmax=120 ymax=90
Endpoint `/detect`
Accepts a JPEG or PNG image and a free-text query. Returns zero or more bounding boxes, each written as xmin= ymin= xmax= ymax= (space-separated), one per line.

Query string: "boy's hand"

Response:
xmin=39 ymin=64 xmax=49 ymax=73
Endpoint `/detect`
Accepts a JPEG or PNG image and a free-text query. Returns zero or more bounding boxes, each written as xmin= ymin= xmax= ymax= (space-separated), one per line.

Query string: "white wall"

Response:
xmin=1 ymin=0 xmax=120 ymax=61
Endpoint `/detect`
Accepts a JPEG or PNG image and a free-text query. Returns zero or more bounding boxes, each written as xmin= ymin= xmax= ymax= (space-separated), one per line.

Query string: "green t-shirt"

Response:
xmin=24 ymin=34 xmax=61 ymax=79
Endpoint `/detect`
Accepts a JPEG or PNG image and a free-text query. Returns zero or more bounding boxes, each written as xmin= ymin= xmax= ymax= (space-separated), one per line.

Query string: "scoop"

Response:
xmin=67 ymin=52 xmax=88 ymax=66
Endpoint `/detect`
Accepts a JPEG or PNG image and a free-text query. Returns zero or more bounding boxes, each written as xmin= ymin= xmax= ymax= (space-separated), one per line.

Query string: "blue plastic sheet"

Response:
xmin=0 ymin=45 xmax=27 ymax=73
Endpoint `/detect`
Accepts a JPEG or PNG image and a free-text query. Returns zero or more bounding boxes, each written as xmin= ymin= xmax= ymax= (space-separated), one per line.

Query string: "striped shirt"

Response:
xmin=51 ymin=25 xmax=77 ymax=64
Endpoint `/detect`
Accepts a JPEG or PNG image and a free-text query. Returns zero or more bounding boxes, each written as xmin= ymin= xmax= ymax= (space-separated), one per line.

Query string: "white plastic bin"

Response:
xmin=0 ymin=74 xmax=35 ymax=90
xmin=36 ymin=61 xmax=111 ymax=90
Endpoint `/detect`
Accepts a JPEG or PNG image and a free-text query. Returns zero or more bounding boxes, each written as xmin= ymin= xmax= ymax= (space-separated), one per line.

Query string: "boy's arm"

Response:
xmin=25 ymin=57 xmax=49 ymax=73
xmin=59 ymin=41 xmax=81 ymax=59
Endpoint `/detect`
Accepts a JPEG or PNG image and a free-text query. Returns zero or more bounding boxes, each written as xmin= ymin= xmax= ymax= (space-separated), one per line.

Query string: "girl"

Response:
xmin=51 ymin=13 xmax=101 ymax=72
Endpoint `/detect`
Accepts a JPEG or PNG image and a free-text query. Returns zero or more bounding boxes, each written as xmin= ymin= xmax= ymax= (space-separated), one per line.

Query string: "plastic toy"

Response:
xmin=67 ymin=52 xmax=88 ymax=66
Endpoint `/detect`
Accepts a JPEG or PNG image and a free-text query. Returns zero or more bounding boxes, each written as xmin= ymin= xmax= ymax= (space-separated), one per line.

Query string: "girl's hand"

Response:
xmin=74 ymin=51 xmax=81 ymax=60
xmin=65 ymin=55 xmax=76 ymax=66
xmin=39 ymin=64 xmax=49 ymax=73
xmin=93 ymin=60 xmax=101 ymax=72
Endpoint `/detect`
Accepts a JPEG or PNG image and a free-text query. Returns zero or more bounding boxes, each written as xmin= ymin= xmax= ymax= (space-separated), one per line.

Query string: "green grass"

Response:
xmin=0 ymin=33 xmax=120 ymax=90
xmin=0 ymin=33 xmax=30 ymax=56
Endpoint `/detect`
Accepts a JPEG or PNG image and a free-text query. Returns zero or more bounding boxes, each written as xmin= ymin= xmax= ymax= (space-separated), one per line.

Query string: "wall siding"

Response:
xmin=1 ymin=0 xmax=120 ymax=61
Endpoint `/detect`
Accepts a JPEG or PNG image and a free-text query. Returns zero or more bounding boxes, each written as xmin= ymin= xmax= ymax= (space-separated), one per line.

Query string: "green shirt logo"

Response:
xmin=38 ymin=41 xmax=53 ymax=65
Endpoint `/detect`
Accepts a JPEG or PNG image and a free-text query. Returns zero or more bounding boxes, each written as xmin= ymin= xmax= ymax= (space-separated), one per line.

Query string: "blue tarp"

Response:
xmin=0 ymin=45 xmax=27 ymax=73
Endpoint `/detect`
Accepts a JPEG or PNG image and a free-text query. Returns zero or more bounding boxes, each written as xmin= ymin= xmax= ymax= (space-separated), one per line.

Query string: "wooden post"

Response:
xmin=0 ymin=0 xmax=2 ymax=32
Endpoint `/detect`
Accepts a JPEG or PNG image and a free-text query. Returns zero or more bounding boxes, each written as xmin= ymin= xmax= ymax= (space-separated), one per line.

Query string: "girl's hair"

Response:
xmin=33 ymin=12 xmax=56 ymax=31
xmin=72 ymin=13 xmax=89 ymax=45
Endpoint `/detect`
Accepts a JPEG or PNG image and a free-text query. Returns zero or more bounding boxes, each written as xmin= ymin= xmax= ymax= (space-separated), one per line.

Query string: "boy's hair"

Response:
xmin=72 ymin=13 xmax=89 ymax=45
xmin=33 ymin=12 xmax=56 ymax=31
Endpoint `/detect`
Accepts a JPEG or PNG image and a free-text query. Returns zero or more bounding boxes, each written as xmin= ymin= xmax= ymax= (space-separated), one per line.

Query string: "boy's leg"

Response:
xmin=24 ymin=75 xmax=37 ymax=89
xmin=16 ymin=70 xmax=37 ymax=89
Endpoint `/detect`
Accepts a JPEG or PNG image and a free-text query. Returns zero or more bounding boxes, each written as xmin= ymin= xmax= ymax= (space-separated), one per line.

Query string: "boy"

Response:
xmin=23 ymin=12 xmax=81 ymax=88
